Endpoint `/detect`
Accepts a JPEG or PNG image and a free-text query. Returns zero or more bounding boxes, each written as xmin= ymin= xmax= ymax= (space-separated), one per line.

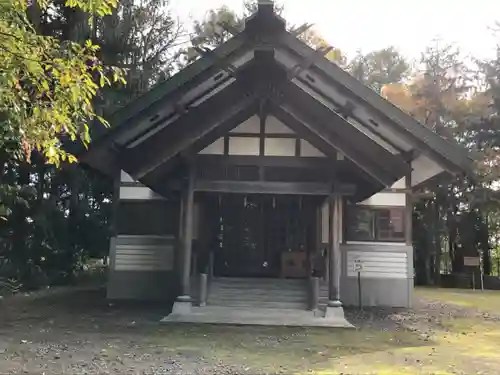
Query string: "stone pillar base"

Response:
xmin=325 ymin=300 xmax=345 ymax=320
xmin=309 ymin=277 xmax=320 ymax=311
xmin=172 ymin=296 xmax=192 ymax=315
xmin=199 ymin=273 xmax=208 ymax=307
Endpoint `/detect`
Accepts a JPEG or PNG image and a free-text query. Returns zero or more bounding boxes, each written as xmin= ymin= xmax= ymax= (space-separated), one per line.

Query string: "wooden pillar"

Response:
xmin=342 ymin=196 xmax=348 ymax=245
xmin=405 ymin=168 xmax=413 ymax=246
xmin=108 ymin=169 xmax=121 ymax=269
xmin=176 ymin=192 xmax=185 ymax=283
xmin=328 ymin=195 xmax=342 ymax=306
xmin=179 ymin=164 xmax=196 ymax=301
xmin=314 ymin=204 xmax=322 ymax=278
xmin=320 ymin=202 xmax=329 ymax=282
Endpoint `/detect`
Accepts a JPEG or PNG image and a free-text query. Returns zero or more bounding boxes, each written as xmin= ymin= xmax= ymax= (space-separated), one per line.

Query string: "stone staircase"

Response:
xmin=319 ymin=280 xmax=329 ymax=308
xmin=207 ymin=277 xmax=309 ymax=310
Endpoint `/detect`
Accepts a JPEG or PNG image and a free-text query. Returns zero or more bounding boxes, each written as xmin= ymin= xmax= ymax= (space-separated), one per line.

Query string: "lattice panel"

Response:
xmin=208 ymin=195 xmax=318 ymax=278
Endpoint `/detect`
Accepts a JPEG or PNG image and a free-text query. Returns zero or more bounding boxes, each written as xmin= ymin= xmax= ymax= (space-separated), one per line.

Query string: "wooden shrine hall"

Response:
xmin=78 ymin=1 xmax=473 ymax=326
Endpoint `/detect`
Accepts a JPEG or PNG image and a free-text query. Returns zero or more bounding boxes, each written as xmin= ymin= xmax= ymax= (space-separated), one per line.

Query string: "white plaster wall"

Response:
xmin=359 ymin=192 xmax=406 ymax=207
xmin=228 ymin=136 xmax=260 ymax=155
xmin=230 ymin=115 xmax=260 ymax=133
xmin=199 ymin=138 xmax=224 ymax=155
xmin=264 ymin=138 xmax=296 ymax=156
xmin=120 ymin=170 xmax=135 ymax=183
xmin=301 ymin=140 xmax=325 ymax=157
xmin=265 ymin=116 xmax=294 ymax=134
xmin=412 ymin=154 xmax=444 ymax=186
xmin=391 ymin=177 xmax=406 ymax=189
xmin=119 ymin=186 xmax=163 ymax=200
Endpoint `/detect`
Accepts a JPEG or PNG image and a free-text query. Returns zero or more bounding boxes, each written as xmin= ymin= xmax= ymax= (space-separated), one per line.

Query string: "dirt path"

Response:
xmin=1 ymin=287 xmax=500 ymax=374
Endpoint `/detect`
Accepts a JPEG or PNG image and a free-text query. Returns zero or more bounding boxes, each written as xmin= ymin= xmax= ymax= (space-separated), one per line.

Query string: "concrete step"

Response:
xmin=162 ymin=305 xmax=354 ymax=328
xmin=208 ymin=277 xmax=309 ymax=309
xmin=209 ymin=291 xmax=307 ymax=298
xmin=207 ymin=297 xmax=307 ymax=305
xmin=207 ymin=301 xmax=308 ymax=309
xmin=210 ymin=285 xmax=307 ymax=292
xmin=209 ymin=283 xmax=308 ymax=292
xmin=209 ymin=290 xmax=307 ymax=298
xmin=212 ymin=277 xmax=306 ymax=283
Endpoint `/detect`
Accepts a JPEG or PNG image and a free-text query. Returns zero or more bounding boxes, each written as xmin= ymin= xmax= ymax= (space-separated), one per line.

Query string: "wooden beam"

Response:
xmin=179 ymin=163 xmax=196 ymax=300
xmin=82 ymin=32 xmax=251 ymax=158
xmin=194 ymin=180 xmax=353 ymax=196
xmin=124 ymin=82 xmax=255 ymax=179
xmin=290 ymin=23 xmax=313 ymax=37
xmin=217 ymin=21 xmax=242 ymax=37
xmin=287 ymin=46 xmax=334 ymax=82
xmin=176 ymin=189 xmax=185 ymax=285
xmin=269 ymin=105 xmax=338 ymax=159
xmin=269 ymin=104 xmax=388 ymax=194
xmin=328 ymin=195 xmax=342 ymax=304
xmin=140 ymin=103 xmax=266 ymax=186
xmin=195 ymin=155 xmax=337 ymax=169
xmin=276 ymin=31 xmax=473 ymax=176
xmin=192 ymin=46 xmax=237 ymax=76
xmin=405 ymin=164 xmax=413 ymax=246
xmin=282 ymin=82 xmax=409 ymax=179
xmin=182 ymin=103 xmax=258 ymax=159
xmin=270 ymin=103 xmax=398 ymax=187
xmin=79 ymin=146 xmax=121 ymax=177
xmin=295 ymin=76 xmax=407 ymax=154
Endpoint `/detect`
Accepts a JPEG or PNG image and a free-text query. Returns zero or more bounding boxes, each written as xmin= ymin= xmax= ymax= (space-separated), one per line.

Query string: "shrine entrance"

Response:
xmin=201 ymin=194 xmax=319 ymax=279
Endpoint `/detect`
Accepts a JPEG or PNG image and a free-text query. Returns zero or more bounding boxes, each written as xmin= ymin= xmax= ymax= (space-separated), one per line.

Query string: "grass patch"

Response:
xmin=415 ymin=287 xmax=500 ymax=313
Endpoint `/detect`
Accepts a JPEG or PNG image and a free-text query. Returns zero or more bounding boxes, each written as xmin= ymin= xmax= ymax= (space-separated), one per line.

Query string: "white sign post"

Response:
xmin=353 ymin=258 xmax=364 ymax=309
xmin=354 ymin=259 xmax=364 ymax=273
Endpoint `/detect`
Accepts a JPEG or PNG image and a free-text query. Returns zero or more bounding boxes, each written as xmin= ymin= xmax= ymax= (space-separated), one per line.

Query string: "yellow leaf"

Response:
xmin=46 ymin=146 xmax=56 ymax=158
xmin=71 ymin=86 xmax=79 ymax=102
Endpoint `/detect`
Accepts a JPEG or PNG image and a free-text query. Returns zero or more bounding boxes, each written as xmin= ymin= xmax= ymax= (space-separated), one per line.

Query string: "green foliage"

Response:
xmin=0 ymin=277 xmax=23 ymax=295
xmin=0 ymin=0 xmax=181 ymax=291
xmin=98 ymin=0 xmax=179 ymax=111
xmin=64 ymin=0 xmax=117 ymax=16
xmin=0 ymin=158 xmax=114 ymax=289
xmin=0 ymin=0 xmax=124 ymax=166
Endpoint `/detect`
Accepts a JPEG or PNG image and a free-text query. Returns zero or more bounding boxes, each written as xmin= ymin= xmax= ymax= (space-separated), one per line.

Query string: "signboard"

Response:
xmin=353 ymin=258 xmax=364 ymax=272
xmin=464 ymin=257 xmax=480 ymax=267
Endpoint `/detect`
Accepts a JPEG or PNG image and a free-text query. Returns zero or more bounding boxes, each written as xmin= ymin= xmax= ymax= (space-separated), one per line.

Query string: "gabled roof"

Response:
xmin=77 ymin=1 xmax=474 ymax=195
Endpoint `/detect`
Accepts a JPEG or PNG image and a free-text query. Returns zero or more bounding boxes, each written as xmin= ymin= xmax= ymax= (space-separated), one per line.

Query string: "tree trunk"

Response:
xmin=433 ymin=201 xmax=442 ymax=285
xmin=11 ymin=163 xmax=31 ymax=284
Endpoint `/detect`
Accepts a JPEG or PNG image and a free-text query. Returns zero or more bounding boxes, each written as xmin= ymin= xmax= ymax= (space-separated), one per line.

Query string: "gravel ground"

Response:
xmin=0 ymin=286 xmax=499 ymax=375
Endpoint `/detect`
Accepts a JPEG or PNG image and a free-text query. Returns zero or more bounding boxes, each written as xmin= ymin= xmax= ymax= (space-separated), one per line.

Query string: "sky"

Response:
xmin=169 ymin=0 xmax=500 ymax=62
